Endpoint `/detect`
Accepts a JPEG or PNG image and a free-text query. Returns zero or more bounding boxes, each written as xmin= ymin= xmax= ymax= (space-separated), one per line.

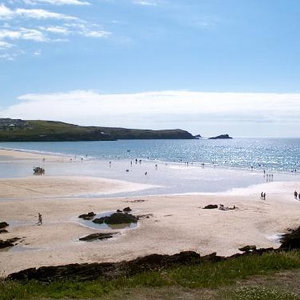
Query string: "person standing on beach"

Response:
xmin=294 ymin=191 xmax=298 ymax=199
xmin=37 ymin=213 xmax=42 ymax=225
xmin=263 ymin=193 xmax=266 ymax=200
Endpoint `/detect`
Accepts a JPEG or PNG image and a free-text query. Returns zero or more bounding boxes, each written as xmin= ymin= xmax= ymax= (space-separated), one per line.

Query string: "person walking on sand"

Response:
xmin=294 ymin=191 xmax=298 ymax=199
xmin=37 ymin=213 xmax=42 ymax=225
xmin=263 ymin=193 xmax=266 ymax=200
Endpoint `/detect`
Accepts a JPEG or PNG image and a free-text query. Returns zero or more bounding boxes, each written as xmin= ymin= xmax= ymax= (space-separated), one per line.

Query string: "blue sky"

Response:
xmin=0 ymin=0 xmax=300 ymax=137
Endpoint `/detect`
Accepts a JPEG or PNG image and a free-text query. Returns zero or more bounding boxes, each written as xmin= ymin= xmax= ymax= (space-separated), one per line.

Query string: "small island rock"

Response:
xmin=209 ymin=134 xmax=232 ymax=140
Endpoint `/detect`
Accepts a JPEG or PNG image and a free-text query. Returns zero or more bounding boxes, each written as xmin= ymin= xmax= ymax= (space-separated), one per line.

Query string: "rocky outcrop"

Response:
xmin=79 ymin=232 xmax=117 ymax=242
xmin=0 ymin=229 xmax=8 ymax=234
xmin=203 ymin=204 xmax=218 ymax=209
xmin=78 ymin=212 xmax=96 ymax=220
xmin=93 ymin=212 xmax=138 ymax=225
xmin=209 ymin=134 xmax=232 ymax=140
xmin=7 ymin=247 xmax=279 ymax=282
xmin=280 ymin=226 xmax=300 ymax=250
xmin=0 ymin=222 xmax=9 ymax=229
xmin=137 ymin=214 xmax=153 ymax=219
xmin=0 ymin=237 xmax=20 ymax=249
xmin=123 ymin=207 xmax=132 ymax=213
xmin=8 ymin=251 xmax=203 ymax=282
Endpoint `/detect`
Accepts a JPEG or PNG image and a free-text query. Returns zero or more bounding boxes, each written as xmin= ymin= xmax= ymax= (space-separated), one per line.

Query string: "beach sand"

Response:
xmin=0 ymin=149 xmax=299 ymax=276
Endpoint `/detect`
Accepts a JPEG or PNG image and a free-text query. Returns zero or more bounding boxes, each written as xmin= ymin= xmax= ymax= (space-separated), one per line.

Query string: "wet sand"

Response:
xmin=0 ymin=149 xmax=299 ymax=276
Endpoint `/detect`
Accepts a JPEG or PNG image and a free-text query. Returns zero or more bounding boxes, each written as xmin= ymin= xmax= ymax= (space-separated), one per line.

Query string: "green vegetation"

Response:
xmin=225 ymin=286 xmax=299 ymax=300
xmin=1 ymin=251 xmax=300 ymax=299
xmin=0 ymin=118 xmax=195 ymax=141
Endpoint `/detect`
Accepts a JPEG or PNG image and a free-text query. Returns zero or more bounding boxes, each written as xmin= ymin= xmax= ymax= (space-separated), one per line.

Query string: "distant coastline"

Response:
xmin=0 ymin=118 xmax=195 ymax=142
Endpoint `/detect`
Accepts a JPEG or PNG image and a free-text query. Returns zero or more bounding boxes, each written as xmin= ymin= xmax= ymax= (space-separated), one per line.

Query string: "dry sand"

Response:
xmin=0 ymin=149 xmax=299 ymax=276
xmin=0 ymin=176 xmax=152 ymax=198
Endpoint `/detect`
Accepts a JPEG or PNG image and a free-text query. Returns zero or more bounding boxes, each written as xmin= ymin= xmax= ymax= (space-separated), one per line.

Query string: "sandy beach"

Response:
xmin=0 ymin=149 xmax=299 ymax=276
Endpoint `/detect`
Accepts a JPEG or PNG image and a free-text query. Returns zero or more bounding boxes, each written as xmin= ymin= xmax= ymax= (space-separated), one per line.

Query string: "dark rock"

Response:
xmin=126 ymin=199 xmax=146 ymax=203
xmin=0 ymin=237 xmax=20 ymax=249
xmin=79 ymin=232 xmax=118 ymax=242
xmin=137 ymin=214 xmax=153 ymax=219
xmin=280 ymin=226 xmax=300 ymax=250
xmin=8 ymin=263 xmax=116 ymax=282
xmin=116 ymin=209 xmax=122 ymax=213
xmin=0 ymin=229 xmax=8 ymax=234
xmin=194 ymin=134 xmax=202 ymax=139
xmin=123 ymin=207 xmax=132 ymax=213
xmin=0 ymin=222 xmax=9 ymax=229
xmin=209 ymin=134 xmax=232 ymax=140
xmin=8 ymin=251 xmax=202 ymax=282
xmin=239 ymin=245 xmax=257 ymax=253
xmin=203 ymin=204 xmax=218 ymax=209
xmin=78 ymin=212 xmax=96 ymax=220
xmin=125 ymin=251 xmax=201 ymax=275
xmin=93 ymin=212 xmax=138 ymax=225
xmin=201 ymin=252 xmax=225 ymax=263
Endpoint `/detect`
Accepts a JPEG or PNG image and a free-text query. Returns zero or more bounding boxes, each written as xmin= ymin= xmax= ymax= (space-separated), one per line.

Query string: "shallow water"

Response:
xmin=0 ymin=139 xmax=299 ymax=196
xmin=0 ymin=138 xmax=299 ymax=172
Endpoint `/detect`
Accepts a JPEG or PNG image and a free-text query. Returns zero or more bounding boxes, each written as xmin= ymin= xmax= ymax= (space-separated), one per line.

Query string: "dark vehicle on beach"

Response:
xmin=33 ymin=167 xmax=45 ymax=175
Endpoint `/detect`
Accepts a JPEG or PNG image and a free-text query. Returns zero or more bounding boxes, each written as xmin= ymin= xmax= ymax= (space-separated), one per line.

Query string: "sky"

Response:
xmin=0 ymin=0 xmax=300 ymax=137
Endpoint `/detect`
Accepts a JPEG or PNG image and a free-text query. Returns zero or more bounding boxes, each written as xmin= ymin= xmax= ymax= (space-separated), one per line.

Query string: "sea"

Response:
xmin=0 ymin=138 xmax=299 ymax=196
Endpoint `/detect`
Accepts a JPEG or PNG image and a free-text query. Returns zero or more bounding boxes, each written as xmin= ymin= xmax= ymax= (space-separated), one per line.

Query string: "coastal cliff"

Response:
xmin=0 ymin=118 xmax=195 ymax=141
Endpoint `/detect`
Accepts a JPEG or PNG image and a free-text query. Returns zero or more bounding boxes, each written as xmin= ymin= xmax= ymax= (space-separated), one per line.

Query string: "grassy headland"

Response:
xmin=0 ymin=118 xmax=195 ymax=141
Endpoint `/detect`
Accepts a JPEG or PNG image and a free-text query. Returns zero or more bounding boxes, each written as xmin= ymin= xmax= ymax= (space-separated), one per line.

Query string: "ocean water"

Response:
xmin=0 ymin=138 xmax=299 ymax=172
xmin=0 ymin=139 xmax=299 ymax=196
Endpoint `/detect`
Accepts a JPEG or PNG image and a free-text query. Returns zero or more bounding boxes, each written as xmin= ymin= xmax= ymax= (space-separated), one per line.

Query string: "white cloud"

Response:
xmin=0 ymin=4 xmax=76 ymax=20
xmin=40 ymin=25 xmax=70 ymax=34
xmin=23 ymin=0 xmax=90 ymax=5
xmin=133 ymin=0 xmax=157 ymax=6
xmin=1 ymin=90 xmax=300 ymax=136
xmin=81 ymin=29 xmax=111 ymax=38
xmin=0 ymin=3 xmax=111 ymax=59
xmin=0 ymin=28 xmax=47 ymax=42
xmin=0 ymin=40 xmax=13 ymax=49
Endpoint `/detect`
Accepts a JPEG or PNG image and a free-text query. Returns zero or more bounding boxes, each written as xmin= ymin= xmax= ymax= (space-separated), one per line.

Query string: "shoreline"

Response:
xmin=0 ymin=148 xmax=299 ymax=276
xmin=1 ymin=145 xmax=299 ymax=177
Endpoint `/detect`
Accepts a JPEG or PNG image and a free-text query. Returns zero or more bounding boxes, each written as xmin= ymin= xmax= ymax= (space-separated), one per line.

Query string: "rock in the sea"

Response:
xmin=123 ymin=207 xmax=132 ymax=213
xmin=280 ymin=226 xmax=300 ymax=250
xmin=78 ymin=212 xmax=96 ymax=220
xmin=0 ymin=237 xmax=20 ymax=249
xmin=209 ymin=134 xmax=232 ymax=140
xmin=203 ymin=204 xmax=218 ymax=209
xmin=93 ymin=212 xmax=138 ymax=225
xmin=79 ymin=232 xmax=118 ymax=242
xmin=0 ymin=222 xmax=9 ymax=229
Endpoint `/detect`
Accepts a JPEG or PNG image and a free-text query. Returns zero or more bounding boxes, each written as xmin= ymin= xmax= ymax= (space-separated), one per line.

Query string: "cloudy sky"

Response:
xmin=0 ymin=0 xmax=299 ymax=137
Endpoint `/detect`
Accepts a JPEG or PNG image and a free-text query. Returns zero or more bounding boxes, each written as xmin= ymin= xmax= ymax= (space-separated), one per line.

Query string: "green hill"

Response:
xmin=0 ymin=118 xmax=195 ymax=141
